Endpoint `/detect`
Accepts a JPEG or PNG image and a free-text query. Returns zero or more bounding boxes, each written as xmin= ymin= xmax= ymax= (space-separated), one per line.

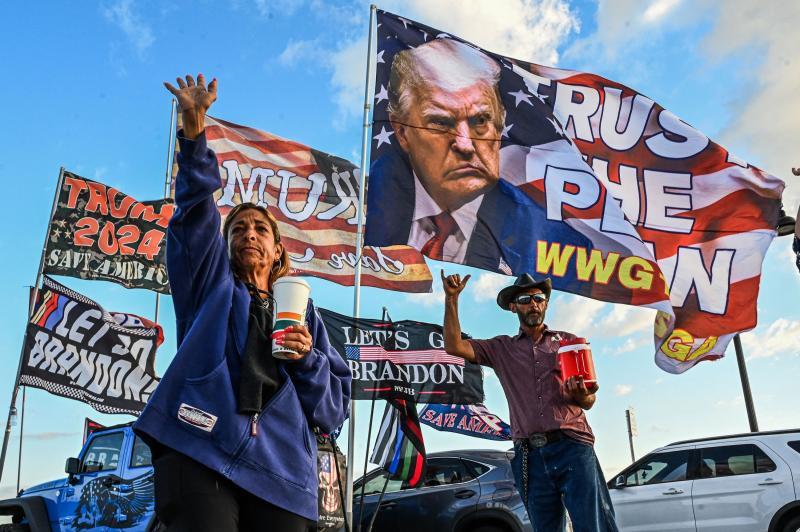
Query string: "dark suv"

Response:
xmin=353 ymin=449 xmax=532 ymax=532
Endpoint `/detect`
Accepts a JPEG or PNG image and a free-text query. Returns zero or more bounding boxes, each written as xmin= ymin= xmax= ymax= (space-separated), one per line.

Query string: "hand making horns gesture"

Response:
xmin=164 ymin=73 xmax=217 ymax=140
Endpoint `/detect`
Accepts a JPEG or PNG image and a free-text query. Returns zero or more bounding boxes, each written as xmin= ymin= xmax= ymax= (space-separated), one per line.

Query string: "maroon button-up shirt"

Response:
xmin=468 ymin=326 xmax=594 ymax=446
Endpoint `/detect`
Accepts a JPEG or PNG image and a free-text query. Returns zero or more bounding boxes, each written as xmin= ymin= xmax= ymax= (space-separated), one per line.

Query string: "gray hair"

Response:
xmin=388 ymin=39 xmax=506 ymax=131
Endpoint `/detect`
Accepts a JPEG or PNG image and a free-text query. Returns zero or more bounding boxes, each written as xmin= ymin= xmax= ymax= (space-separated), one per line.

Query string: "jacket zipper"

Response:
xmin=235 ymin=377 xmax=290 ymax=467
xmin=250 ymin=413 xmax=259 ymax=437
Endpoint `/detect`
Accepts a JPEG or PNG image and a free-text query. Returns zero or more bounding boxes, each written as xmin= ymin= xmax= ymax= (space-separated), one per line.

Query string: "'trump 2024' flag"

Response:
xmin=370 ymin=399 xmax=426 ymax=488
xmin=319 ymin=308 xmax=484 ymax=403
xmin=21 ymin=276 xmax=163 ymax=415
xmin=366 ymin=10 xmax=785 ymax=373
xmin=189 ymin=115 xmax=432 ymax=293
xmin=44 ymin=171 xmax=173 ymax=294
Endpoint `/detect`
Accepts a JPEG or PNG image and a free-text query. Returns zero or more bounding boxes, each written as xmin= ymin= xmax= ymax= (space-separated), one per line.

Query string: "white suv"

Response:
xmin=608 ymin=429 xmax=800 ymax=532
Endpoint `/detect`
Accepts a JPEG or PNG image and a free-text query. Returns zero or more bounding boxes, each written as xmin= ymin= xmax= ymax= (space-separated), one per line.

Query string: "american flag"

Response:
xmin=173 ymin=115 xmax=433 ymax=293
xmin=320 ymin=452 xmax=331 ymax=473
xmin=344 ymin=345 xmax=465 ymax=366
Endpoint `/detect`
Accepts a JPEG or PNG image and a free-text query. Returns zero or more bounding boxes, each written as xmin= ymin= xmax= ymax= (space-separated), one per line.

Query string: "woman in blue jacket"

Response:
xmin=134 ymin=74 xmax=352 ymax=531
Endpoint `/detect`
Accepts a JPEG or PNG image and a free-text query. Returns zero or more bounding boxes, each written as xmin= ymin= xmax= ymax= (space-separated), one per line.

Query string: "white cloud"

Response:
xmin=614 ymin=384 xmax=633 ymax=396
xmin=279 ymin=39 xmax=325 ymax=65
xmin=102 ymin=0 xmax=155 ymax=58
xmin=642 ymin=0 xmax=682 ymax=23
xmin=405 ymin=282 xmax=445 ymax=308
xmin=548 ymin=293 xmax=608 ymax=335
xmin=565 ymin=0 xmax=687 ymax=62
xmin=610 ymin=336 xmax=646 ymax=356
xmin=329 ymin=38 xmax=370 ymax=129
xmin=740 ymin=318 xmax=800 ymax=360
xmin=597 ymin=305 xmax=655 ymax=337
xmin=702 ymin=0 xmax=800 ymax=208
xmin=280 ymin=0 xmax=579 ymax=127
xmin=386 ymin=0 xmax=579 ymax=64
xmin=469 ymin=272 xmax=509 ymax=303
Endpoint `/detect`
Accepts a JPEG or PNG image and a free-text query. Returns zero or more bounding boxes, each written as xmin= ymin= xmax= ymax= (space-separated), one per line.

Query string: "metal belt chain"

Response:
xmin=521 ymin=439 xmax=529 ymax=506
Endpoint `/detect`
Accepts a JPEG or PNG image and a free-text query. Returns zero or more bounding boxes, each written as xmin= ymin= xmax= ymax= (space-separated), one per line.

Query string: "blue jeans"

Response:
xmin=510 ymin=437 xmax=618 ymax=532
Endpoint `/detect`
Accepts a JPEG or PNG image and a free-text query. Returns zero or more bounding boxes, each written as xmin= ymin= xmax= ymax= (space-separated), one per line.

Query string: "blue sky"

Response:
xmin=0 ymin=0 xmax=798 ymax=496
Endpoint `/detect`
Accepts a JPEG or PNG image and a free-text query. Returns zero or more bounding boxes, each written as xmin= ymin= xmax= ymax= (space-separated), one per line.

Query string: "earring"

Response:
xmin=272 ymin=257 xmax=283 ymax=271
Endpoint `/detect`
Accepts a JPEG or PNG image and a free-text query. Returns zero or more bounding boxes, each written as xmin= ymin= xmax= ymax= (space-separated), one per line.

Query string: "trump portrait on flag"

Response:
xmin=366 ymin=37 xmax=555 ymax=275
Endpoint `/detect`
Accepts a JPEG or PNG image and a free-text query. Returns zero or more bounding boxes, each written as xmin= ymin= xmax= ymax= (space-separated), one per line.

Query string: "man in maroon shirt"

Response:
xmin=442 ymin=271 xmax=618 ymax=532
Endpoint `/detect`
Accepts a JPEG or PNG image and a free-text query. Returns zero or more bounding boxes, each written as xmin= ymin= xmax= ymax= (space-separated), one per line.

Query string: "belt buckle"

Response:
xmin=529 ymin=433 xmax=548 ymax=448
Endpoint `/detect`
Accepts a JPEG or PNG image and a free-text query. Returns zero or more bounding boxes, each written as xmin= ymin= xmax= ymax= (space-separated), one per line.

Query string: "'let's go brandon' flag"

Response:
xmin=21 ymin=276 xmax=163 ymax=415
xmin=178 ymin=115 xmax=433 ymax=292
xmin=366 ymin=10 xmax=785 ymax=373
xmin=319 ymin=308 xmax=483 ymax=404
xmin=44 ymin=171 xmax=173 ymax=294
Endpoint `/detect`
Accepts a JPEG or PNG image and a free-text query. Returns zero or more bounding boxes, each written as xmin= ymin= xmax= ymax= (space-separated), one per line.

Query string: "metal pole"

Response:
xmin=357 ymin=307 xmax=386 ymax=532
xmin=625 ymin=409 xmax=636 ymax=463
xmin=733 ymin=334 xmax=759 ymax=432
xmin=0 ymin=167 xmax=66 ymax=482
xmin=366 ymin=476 xmax=390 ymax=532
xmin=15 ymin=386 xmax=26 ymax=495
xmin=347 ymin=4 xmax=377 ymax=527
xmin=154 ymin=98 xmax=178 ymax=324
xmin=356 ymin=399 xmax=377 ymax=532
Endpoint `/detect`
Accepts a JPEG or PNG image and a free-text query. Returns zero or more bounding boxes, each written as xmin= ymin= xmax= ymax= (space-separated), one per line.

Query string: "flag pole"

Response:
xmin=356 ymin=306 xmax=388 ymax=532
xmin=366 ymin=476 xmax=391 ymax=532
xmin=0 ymin=166 xmax=66 ymax=482
xmin=733 ymin=334 xmax=759 ymax=432
xmin=154 ymin=98 xmax=177 ymax=324
xmin=15 ymin=386 xmax=26 ymax=494
xmin=346 ymin=4 xmax=377 ymax=527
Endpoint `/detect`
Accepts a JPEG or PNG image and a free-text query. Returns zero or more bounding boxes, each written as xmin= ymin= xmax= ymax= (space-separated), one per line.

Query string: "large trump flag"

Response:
xmin=364 ymin=10 xmax=785 ymax=373
xmin=178 ymin=115 xmax=433 ymax=293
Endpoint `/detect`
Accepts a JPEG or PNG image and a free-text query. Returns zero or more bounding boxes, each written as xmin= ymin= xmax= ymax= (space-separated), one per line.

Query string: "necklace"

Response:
xmin=244 ymin=282 xmax=274 ymax=310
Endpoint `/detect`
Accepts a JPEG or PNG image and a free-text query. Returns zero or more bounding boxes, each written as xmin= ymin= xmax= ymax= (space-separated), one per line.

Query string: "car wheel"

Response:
xmin=0 ymin=525 xmax=31 ymax=532
xmin=782 ymin=514 xmax=800 ymax=532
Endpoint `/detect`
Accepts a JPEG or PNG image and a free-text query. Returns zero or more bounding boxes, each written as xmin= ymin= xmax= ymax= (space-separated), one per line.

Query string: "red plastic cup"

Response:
xmin=557 ymin=337 xmax=597 ymax=389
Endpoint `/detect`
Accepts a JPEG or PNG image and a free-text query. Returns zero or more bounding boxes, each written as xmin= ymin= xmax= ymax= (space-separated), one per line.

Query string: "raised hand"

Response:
xmin=441 ymin=270 xmax=470 ymax=299
xmin=164 ymin=73 xmax=217 ymax=140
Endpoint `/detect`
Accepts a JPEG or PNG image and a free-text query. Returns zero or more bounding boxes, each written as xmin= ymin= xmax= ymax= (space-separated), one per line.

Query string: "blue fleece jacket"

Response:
xmin=133 ymin=132 xmax=351 ymax=521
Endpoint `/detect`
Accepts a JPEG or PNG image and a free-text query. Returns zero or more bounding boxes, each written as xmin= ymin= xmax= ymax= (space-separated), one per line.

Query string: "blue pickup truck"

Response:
xmin=0 ymin=423 xmax=159 ymax=532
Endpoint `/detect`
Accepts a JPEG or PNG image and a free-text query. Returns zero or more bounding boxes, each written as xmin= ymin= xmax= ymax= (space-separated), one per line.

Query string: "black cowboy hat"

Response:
xmin=496 ymin=273 xmax=553 ymax=310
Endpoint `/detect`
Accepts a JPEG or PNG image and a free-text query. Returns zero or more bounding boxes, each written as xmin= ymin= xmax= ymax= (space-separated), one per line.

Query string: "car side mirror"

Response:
xmin=65 ymin=457 xmax=80 ymax=484
xmin=613 ymin=475 xmax=626 ymax=489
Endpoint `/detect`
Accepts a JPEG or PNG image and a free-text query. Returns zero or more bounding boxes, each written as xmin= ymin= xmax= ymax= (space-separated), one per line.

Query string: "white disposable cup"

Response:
xmin=271 ymin=277 xmax=311 ymax=359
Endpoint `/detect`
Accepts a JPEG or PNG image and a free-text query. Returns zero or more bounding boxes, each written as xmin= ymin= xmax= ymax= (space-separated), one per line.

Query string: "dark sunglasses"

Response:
xmin=514 ymin=293 xmax=547 ymax=305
